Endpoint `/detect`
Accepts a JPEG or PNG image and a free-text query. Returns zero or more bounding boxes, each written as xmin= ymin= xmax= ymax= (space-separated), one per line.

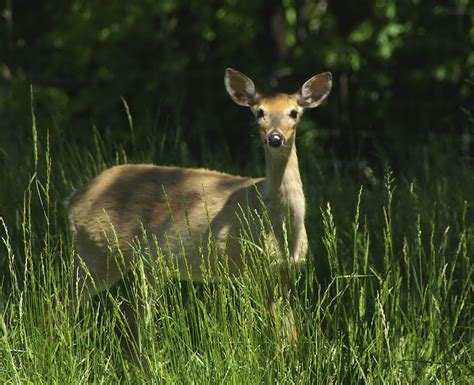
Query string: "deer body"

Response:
xmin=68 ymin=164 xmax=267 ymax=286
xmin=67 ymin=68 xmax=332 ymax=328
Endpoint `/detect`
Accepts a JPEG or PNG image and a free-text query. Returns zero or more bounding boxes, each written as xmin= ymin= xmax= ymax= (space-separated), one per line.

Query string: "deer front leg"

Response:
xmin=266 ymin=263 xmax=299 ymax=346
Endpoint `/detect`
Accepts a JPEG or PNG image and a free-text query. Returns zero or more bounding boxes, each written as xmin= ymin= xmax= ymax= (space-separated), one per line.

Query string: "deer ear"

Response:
xmin=297 ymin=72 xmax=332 ymax=108
xmin=225 ymin=68 xmax=260 ymax=107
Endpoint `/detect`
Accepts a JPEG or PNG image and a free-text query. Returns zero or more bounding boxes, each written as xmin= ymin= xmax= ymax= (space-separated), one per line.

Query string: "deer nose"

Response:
xmin=267 ymin=132 xmax=284 ymax=147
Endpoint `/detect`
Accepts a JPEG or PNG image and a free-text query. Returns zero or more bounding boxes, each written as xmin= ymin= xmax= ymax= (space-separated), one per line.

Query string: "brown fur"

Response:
xmin=68 ymin=164 xmax=267 ymax=291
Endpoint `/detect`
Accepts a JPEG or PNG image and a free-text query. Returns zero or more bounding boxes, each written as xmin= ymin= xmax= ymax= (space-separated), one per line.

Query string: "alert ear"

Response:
xmin=296 ymin=72 xmax=332 ymax=108
xmin=224 ymin=68 xmax=260 ymax=107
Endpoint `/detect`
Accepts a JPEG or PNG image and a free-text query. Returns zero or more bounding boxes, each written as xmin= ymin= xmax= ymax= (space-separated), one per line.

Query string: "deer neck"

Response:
xmin=263 ymin=142 xmax=307 ymax=260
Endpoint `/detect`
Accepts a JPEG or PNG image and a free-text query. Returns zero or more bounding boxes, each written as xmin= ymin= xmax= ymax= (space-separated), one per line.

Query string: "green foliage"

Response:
xmin=1 ymin=1 xmax=473 ymax=165
xmin=0 ymin=90 xmax=472 ymax=383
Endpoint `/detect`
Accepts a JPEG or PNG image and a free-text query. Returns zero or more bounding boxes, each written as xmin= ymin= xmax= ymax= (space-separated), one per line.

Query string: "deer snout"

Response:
xmin=267 ymin=132 xmax=284 ymax=148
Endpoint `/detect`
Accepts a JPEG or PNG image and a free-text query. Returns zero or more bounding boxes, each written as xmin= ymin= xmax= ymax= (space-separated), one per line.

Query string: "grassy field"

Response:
xmin=0 ymin=99 xmax=472 ymax=384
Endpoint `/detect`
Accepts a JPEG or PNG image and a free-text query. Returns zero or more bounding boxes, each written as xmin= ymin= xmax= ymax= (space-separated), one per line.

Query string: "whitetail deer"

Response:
xmin=67 ymin=68 xmax=332 ymax=347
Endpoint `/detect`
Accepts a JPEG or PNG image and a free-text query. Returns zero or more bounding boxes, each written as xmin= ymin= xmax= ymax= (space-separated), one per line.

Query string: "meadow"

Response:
xmin=0 ymin=95 xmax=472 ymax=384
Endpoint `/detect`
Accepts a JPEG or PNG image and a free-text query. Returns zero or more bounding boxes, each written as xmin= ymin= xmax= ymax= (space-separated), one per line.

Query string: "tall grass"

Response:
xmin=0 ymin=97 xmax=472 ymax=383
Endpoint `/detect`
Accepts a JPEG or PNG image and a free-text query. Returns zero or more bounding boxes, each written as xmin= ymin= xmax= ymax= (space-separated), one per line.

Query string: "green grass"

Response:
xmin=0 ymin=98 xmax=472 ymax=383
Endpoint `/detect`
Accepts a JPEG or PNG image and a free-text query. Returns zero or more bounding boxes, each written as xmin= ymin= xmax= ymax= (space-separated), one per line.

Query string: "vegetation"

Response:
xmin=2 ymin=1 xmax=473 ymax=165
xmin=0 ymin=1 xmax=473 ymax=383
xmin=0 ymin=103 xmax=472 ymax=382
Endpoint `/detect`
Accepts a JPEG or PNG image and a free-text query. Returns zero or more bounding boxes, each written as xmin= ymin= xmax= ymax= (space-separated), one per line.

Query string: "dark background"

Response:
xmin=1 ymin=0 xmax=473 ymax=173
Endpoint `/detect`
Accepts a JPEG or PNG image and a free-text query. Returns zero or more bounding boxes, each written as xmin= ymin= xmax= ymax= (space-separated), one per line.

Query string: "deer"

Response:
xmin=66 ymin=68 xmax=332 ymax=352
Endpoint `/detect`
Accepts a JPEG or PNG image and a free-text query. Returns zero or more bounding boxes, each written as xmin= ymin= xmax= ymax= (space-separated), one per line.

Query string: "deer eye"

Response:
xmin=256 ymin=109 xmax=265 ymax=119
xmin=289 ymin=110 xmax=298 ymax=119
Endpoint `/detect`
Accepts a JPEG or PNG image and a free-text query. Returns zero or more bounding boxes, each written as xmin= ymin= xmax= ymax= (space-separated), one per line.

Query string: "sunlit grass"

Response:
xmin=0 ymin=102 xmax=472 ymax=383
